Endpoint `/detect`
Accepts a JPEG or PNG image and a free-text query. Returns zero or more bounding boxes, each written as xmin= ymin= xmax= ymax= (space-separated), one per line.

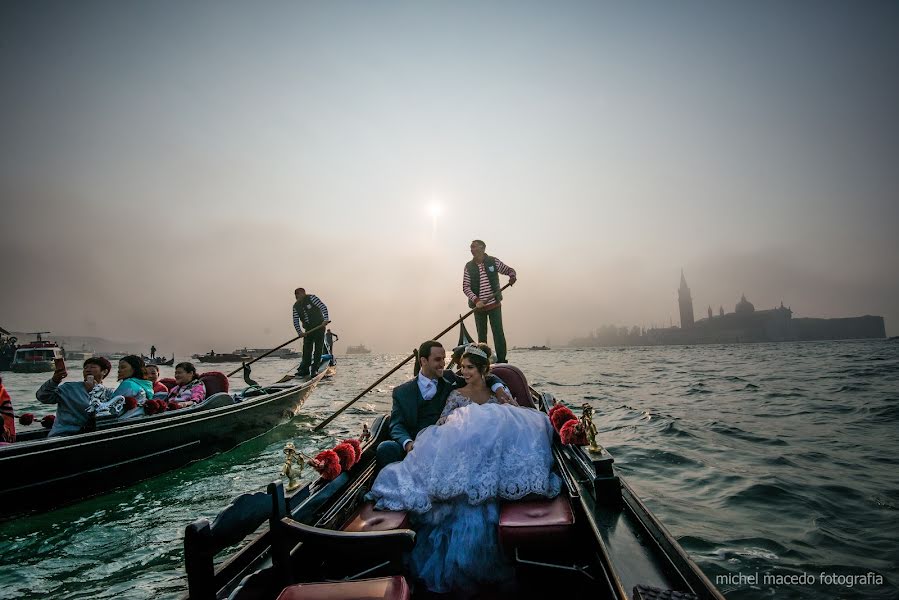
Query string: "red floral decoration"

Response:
xmin=19 ymin=413 xmax=35 ymax=426
xmin=550 ymin=406 xmax=577 ymax=431
xmin=40 ymin=414 xmax=56 ymax=429
xmin=167 ymin=401 xmax=183 ymax=411
xmin=332 ymin=442 xmax=357 ymax=472
xmin=124 ymin=397 xmax=139 ymax=412
xmin=560 ymin=419 xmax=588 ymax=445
xmin=309 ymin=449 xmax=342 ymax=481
xmin=341 ymin=438 xmax=362 ymax=462
xmin=144 ymin=399 xmax=170 ymax=415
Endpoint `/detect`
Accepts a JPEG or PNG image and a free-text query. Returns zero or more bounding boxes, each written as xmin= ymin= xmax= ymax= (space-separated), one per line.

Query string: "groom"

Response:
xmin=377 ymin=340 xmax=510 ymax=468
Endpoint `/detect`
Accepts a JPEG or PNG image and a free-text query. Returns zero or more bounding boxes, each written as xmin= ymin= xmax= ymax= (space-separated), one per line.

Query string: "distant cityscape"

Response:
xmin=569 ymin=271 xmax=886 ymax=348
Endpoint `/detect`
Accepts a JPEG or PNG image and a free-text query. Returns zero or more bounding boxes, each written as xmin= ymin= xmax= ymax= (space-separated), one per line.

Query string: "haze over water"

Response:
xmin=1 ymin=1 xmax=897 ymax=354
xmin=1 ymin=340 xmax=897 ymax=599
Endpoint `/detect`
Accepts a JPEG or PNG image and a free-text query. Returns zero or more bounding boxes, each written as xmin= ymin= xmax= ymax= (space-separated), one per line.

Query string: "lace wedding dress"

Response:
xmin=368 ymin=390 xmax=560 ymax=592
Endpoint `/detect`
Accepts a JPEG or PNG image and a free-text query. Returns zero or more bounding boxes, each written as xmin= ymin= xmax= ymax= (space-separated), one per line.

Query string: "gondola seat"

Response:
xmin=341 ymin=502 xmax=410 ymax=533
xmin=159 ymin=377 xmax=176 ymax=391
xmin=276 ymin=576 xmax=410 ymax=600
xmin=199 ymin=371 xmax=229 ymax=394
xmin=490 ymin=364 xmax=534 ymax=408
xmin=498 ymin=493 xmax=575 ymax=550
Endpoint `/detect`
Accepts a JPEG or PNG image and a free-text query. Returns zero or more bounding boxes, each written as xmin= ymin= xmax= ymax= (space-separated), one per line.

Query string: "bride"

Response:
xmin=367 ymin=343 xmax=560 ymax=593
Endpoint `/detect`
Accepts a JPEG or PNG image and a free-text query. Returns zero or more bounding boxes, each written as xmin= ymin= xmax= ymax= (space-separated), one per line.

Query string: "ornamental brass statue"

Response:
xmin=581 ymin=403 xmax=600 ymax=453
xmin=281 ymin=441 xmax=303 ymax=491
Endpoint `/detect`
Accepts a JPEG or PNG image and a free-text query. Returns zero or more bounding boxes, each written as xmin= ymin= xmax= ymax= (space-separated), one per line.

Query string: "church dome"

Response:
xmin=735 ymin=294 xmax=755 ymax=314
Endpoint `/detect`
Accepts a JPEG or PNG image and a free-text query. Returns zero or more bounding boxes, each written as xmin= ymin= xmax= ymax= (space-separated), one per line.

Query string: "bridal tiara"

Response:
xmin=462 ymin=344 xmax=489 ymax=360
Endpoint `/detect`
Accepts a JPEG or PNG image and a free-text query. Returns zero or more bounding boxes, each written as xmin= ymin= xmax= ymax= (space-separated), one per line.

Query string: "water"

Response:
xmin=1 ymin=341 xmax=897 ymax=599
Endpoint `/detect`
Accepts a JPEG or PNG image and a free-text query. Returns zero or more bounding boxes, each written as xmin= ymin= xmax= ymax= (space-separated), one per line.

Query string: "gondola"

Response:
xmin=181 ymin=363 xmax=724 ymax=600
xmin=0 ymin=360 xmax=333 ymax=517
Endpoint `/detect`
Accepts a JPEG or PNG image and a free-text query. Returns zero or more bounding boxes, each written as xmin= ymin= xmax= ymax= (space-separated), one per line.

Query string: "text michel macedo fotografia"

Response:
xmin=717 ymin=572 xmax=884 ymax=589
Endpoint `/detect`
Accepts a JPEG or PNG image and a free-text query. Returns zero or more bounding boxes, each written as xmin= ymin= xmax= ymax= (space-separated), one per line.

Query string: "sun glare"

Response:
xmin=428 ymin=203 xmax=442 ymax=219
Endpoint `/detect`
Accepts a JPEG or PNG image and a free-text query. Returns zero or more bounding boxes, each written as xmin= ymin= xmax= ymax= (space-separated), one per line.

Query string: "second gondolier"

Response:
xmin=292 ymin=287 xmax=331 ymax=378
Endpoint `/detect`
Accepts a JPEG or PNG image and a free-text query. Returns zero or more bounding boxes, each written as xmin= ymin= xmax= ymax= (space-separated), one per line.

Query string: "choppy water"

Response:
xmin=1 ymin=340 xmax=897 ymax=599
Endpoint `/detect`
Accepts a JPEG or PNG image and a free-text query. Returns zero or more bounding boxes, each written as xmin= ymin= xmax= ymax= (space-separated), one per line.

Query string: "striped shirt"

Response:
xmin=463 ymin=257 xmax=516 ymax=305
xmin=293 ymin=294 xmax=329 ymax=335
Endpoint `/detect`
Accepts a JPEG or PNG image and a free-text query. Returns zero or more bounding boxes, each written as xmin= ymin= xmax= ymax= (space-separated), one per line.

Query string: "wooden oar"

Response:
xmin=312 ymin=282 xmax=513 ymax=431
xmin=226 ymin=322 xmax=328 ymax=377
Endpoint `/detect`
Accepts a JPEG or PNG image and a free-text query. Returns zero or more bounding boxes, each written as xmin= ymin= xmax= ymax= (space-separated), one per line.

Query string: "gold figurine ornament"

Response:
xmin=360 ymin=423 xmax=371 ymax=442
xmin=580 ymin=403 xmax=601 ymax=454
xmin=281 ymin=442 xmax=304 ymax=491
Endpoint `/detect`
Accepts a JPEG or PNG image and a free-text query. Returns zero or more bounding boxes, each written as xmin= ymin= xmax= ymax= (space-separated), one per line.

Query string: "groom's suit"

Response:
xmin=377 ymin=371 xmax=505 ymax=468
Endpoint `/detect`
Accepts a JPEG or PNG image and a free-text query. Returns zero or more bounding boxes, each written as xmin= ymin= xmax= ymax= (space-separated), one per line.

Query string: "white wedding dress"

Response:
xmin=368 ymin=390 xmax=560 ymax=592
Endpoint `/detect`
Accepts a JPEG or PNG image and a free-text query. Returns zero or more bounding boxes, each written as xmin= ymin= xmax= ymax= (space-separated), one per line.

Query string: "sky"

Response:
xmin=1 ymin=0 xmax=897 ymax=355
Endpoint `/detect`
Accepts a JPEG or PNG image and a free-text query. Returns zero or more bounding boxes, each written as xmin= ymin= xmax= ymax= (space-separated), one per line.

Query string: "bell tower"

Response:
xmin=678 ymin=270 xmax=694 ymax=329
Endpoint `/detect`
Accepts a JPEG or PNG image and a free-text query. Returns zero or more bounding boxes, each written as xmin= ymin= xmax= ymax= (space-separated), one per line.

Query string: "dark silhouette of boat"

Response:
xmin=194 ymin=351 xmax=251 ymax=363
xmin=180 ymin=364 xmax=723 ymax=600
xmin=345 ymin=344 xmax=371 ymax=354
xmin=0 ymin=360 xmax=332 ymax=516
xmin=142 ymin=355 xmax=175 ymax=366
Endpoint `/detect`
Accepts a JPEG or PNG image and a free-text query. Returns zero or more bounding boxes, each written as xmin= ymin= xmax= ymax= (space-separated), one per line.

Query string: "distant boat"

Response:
xmin=511 ymin=345 xmax=551 ymax=351
xmin=194 ymin=351 xmax=251 ymax=363
xmin=10 ymin=333 xmax=65 ymax=373
xmin=345 ymin=344 xmax=371 ymax=354
xmin=232 ymin=347 xmax=302 ymax=360
xmin=142 ymin=355 xmax=175 ymax=366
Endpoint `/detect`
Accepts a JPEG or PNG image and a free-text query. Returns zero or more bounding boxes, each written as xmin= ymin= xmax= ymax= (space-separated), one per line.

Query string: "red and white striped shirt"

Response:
xmin=462 ymin=257 xmax=516 ymax=305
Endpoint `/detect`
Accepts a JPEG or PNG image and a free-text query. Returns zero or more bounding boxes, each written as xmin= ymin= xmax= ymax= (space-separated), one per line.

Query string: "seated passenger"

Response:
xmin=166 ymin=362 xmax=206 ymax=407
xmin=1 ymin=376 xmax=14 ymax=444
xmin=36 ymin=357 xmax=113 ymax=436
xmin=145 ymin=364 xmax=169 ymax=394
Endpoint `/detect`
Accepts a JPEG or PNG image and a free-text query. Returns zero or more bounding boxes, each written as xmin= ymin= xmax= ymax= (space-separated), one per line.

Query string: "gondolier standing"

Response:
xmin=292 ymin=288 xmax=330 ymax=378
xmin=463 ymin=239 xmax=516 ymax=364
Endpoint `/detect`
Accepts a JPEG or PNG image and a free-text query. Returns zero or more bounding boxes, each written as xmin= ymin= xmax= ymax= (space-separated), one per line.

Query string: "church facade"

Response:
xmin=645 ymin=272 xmax=885 ymax=345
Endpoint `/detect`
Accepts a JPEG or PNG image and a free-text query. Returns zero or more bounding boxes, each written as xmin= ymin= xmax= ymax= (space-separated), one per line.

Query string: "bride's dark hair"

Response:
xmin=462 ymin=343 xmax=492 ymax=378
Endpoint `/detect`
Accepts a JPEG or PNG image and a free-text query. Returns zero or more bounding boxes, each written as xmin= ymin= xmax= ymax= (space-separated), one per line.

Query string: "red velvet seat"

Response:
xmin=490 ymin=364 xmax=534 ymax=408
xmin=341 ymin=502 xmax=410 ymax=533
xmin=498 ymin=494 xmax=575 ymax=550
xmin=199 ymin=371 xmax=229 ymax=395
xmin=159 ymin=377 xmax=176 ymax=391
xmin=276 ymin=576 xmax=410 ymax=600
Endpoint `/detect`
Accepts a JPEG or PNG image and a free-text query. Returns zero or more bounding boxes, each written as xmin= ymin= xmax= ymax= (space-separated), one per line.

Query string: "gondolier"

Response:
xmin=292 ymin=287 xmax=330 ymax=378
xmin=462 ymin=239 xmax=516 ymax=363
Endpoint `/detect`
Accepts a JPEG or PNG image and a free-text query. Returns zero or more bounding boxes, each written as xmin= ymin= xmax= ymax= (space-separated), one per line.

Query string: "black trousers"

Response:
xmin=474 ymin=304 xmax=507 ymax=363
xmin=298 ymin=328 xmax=326 ymax=375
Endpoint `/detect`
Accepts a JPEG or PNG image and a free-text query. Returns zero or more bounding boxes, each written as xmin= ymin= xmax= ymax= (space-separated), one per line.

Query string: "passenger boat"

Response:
xmin=0 ymin=327 xmax=17 ymax=371
xmin=0 ymin=360 xmax=333 ymax=516
xmin=195 ymin=351 xmax=252 ymax=363
xmin=345 ymin=344 xmax=371 ymax=354
xmin=181 ymin=363 xmax=724 ymax=600
xmin=10 ymin=333 xmax=65 ymax=373
xmin=142 ymin=355 xmax=176 ymax=366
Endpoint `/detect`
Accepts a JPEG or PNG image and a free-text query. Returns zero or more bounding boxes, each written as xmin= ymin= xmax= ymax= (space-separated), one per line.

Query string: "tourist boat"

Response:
xmin=195 ymin=351 xmax=251 ymax=363
xmin=9 ymin=333 xmax=65 ymax=373
xmin=142 ymin=355 xmax=176 ymax=366
xmin=345 ymin=344 xmax=371 ymax=354
xmin=0 ymin=360 xmax=333 ymax=516
xmin=233 ymin=348 xmax=302 ymax=360
xmin=0 ymin=327 xmax=17 ymax=371
xmin=180 ymin=364 xmax=724 ymax=600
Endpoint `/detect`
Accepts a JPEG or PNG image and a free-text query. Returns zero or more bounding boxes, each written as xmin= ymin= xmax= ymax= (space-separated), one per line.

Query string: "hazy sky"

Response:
xmin=2 ymin=0 xmax=897 ymax=355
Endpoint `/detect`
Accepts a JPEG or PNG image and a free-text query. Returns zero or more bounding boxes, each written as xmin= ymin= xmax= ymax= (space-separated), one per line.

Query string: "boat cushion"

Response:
xmin=341 ymin=502 xmax=410 ymax=533
xmin=490 ymin=364 xmax=534 ymax=408
xmin=199 ymin=371 xmax=229 ymax=395
xmin=276 ymin=576 xmax=410 ymax=600
xmin=498 ymin=494 xmax=575 ymax=549
xmin=159 ymin=377 xmax=176 ymax=391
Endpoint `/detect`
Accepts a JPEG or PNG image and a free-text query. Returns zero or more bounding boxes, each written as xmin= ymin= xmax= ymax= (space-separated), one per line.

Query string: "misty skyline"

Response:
xmin=2 ymin=1 xmax=897 ymax=355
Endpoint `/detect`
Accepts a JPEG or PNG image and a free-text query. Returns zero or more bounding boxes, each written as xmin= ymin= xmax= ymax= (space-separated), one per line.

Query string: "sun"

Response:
xmin=428 ymin=203 xmax=442 ymax=219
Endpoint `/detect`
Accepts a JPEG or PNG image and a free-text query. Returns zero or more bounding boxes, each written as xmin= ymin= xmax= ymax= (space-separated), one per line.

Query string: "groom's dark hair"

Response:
xmin=418 ymin=340 xmax=443 ymax=359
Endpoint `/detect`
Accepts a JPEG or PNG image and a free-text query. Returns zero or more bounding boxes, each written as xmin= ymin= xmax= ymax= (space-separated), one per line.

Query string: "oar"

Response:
xmin=313 ymin=282 xmax=513 ymax=431
xmin=226 ymin=322 xmax=328 ymax=377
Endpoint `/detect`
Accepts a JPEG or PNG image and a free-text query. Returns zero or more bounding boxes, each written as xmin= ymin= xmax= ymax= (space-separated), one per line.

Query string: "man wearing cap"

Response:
xmin=292 ymin=287 xmax=330 ymax=378
xmin=462 ymin=239 xmax=517 ymax=363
